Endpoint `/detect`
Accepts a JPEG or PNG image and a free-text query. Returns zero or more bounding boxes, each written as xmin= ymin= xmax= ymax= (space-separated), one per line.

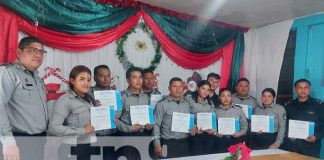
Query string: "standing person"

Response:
xmin=0 ymin=37 xmax=48 ymax=160
xmin=252 ymin=88 xmax=286 ymax=149
xmin=88 ymin=65 xmax=112 ymax=98
xmin=186 ymin=80 xmax=216 ymax=155
xmin=232 ymin=78 xmax=258 ymax=147
xmin=284 ymin=79 xmax=324 ymax=158
xmin=48 ymin=65 xmax=96 ymax=160
xmin=214 ymin=89 xmax=248 ymax=153
xmin=142 ymin=69 xmax=161 ymax=97
xmin=153 ymin=77 xmax=196 ymax=158
xmin=88 ymin=65 xmax=116 ymax=136
xmin=116 ymin=67 xmax=152 ymax=136
xmin=207 ymin=73 xmax=221 ymax=107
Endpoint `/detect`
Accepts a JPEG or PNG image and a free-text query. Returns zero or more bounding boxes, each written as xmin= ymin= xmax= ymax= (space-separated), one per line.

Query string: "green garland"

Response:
xmin=116 ymin=21 xmax=162 ymax=71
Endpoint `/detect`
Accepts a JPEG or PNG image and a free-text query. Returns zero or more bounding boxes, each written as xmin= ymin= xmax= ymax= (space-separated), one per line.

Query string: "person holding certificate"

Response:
xmin=214 ymin=88 xmax=248 ymax=153
xmin=252 ymin=88 xmax=286 ymax=149
xmin=186 ymin=80 xmax=216 ymax=155
xmin=88 ymin=64 xmax=117 ymax=136
xmin=48 ymin=65 xmax=96 ymax=160
xmin=284 ymin=79 xmax=324 ymax=158
xmin=153 ymin=77 xmax=196 ymax=158
xmin=115 ymin=67 xmax=152 ymax=136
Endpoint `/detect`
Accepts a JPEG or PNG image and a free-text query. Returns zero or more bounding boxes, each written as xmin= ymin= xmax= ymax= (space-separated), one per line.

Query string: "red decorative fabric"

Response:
xmin=0 ymin=6 xmax=18 ymax=63
xmin=17 ymin=11 xmax=142 ymax=52
xmin=220 ymin=41 xmax=235 ymax=88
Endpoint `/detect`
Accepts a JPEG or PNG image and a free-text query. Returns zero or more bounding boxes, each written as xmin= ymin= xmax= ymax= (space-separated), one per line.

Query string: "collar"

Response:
xmin=14 ymin=60 xmax=39 ymax=75
xmin=219 ymin=104 xmax=235 ymax=110
xmin=124 ymin=87 xmax=144 ymax=96
xmin=260 ymin=103 xmax=274 ymax=109
xmin=93 ymin=85 xmax=111 ymax=91
xmin=293 ymin=96 xmax=312 ymax=105
xmin=167 ymin=95 xmax=185 ymax=103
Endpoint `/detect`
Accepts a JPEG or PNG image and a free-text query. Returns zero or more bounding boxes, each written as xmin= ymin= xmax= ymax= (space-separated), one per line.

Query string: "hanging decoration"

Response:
xmin=116 ymin=19 xmax=162 ymax=71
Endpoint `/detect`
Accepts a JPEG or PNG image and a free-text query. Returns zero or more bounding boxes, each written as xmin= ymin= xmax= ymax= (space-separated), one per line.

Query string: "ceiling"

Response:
xmin=136 ymin=0 xmax=324 ymax=28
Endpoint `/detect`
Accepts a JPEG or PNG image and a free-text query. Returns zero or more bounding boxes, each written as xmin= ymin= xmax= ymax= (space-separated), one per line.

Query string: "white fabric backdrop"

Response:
xmin=244 ymin=20 xmax=293 ymax=102
xmin=18 ymin=31 xmax=222 ymax=95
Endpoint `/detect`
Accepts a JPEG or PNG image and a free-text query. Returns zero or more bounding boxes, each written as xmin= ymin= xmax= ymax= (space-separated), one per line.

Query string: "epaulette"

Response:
xmin=312 ymin=98 xmax=322 ymax=104
xmin=158 ymin=96 xmax=168 ymax=102
xmin=248 ymin=95 xmax=257 ymax=100
xmin=0 ymin=63 xmax=13 ymax=68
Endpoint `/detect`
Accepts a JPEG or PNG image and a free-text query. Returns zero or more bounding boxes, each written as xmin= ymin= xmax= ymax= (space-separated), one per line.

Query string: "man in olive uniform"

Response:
xmin=0 ymin=37 xmax=48 ymax=160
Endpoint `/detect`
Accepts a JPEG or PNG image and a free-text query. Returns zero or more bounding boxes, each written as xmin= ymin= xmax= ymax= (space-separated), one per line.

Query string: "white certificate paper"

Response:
xmin=150 ymin=94 xmax=163 ymax=109
xmin=251 ymin=115 xmax=274 ymax=133
xmin=130 ymin=105 xmax=154 ymax=125
xmin=235 ymin=104 xmax=252 ymax=119
xmin=196 ymin=112 xmax=217 ymax=130
xmin=91 ymin=106 xmax=115 ymax=131
xmin=94 ymin=90 xmax=122 ymax=110
xmin=288 ymin=120 xmax=315 ymax=139
xmin=171 ymin=112 xmax=194 ymax=133
xmin=218 ymin=118 xmax=240 ymax=135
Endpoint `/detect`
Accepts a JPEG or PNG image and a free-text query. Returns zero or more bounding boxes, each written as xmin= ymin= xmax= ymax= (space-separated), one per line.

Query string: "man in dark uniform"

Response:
xmin=284 ymin=79 xmax=324 ymax=158
xmin=207 ymin=72 xmax=221 ymax=107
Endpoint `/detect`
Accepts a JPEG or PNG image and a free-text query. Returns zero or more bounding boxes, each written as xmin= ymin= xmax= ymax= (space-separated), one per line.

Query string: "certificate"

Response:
xmin=251 ymin=115 xmax=274 ymax=133
xmin=218 ymin=118 xmax=240 ymax=135
xmin=196 ymin=112 xmax=217 ymax=130
xmin=94 ymin=90 xmax=122 ymax=110
xmin=171 ymin=112 xmax=194 ymax=133
xmin=235 ymin=104 xmax=252 ymax=119
xmin=150 ymin=94 xmax=163 ymax=109
xmin=130 ymin=105 xmax=154 ymax=125
xmin=288 ymin=120 xmax=315 ymax=139
xmin=91 ymin=106 xmax=115 ymax=131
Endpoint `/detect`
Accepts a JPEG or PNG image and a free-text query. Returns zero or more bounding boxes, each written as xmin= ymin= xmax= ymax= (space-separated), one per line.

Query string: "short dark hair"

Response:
xmin=18 ymin=36 xmax=43 ymax=49
xmin=236 ymin=78 xmax=250 ymax=86
xmin=142 ymin=68 xmax=154 ymax=76
xmin=192 ymin=80 xmax=212 ymax=105
xmin=207 ymin=72 xmax=220 ymax=80
xmin=294 ymin=78 xmax=311 ymax=87
xmin=126 ymin=67 xmax=142 ymax=79
xmin=93 ymin=65 xmax=110 ymax=77
xmin=262 ymin=88 xmax=276 ymax=97
xmin=69 ymin=65 xmax=91 ymax=90
xmin=197 ymin=80 xmax=211 ymax=88
xmin=219 ymin=88 xmax=232 ymax=96
xmin=169 ymin=77 xmax=183 ymax=86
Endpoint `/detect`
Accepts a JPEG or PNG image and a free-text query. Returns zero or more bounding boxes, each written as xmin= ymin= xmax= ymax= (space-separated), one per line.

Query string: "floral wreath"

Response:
xmin=116 ymin=20 xmax=162 ymax=71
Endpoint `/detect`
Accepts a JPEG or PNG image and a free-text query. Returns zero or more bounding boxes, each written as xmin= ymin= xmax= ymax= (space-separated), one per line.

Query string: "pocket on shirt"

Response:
xmin=13 ymin=83 xmax=33 ymax=102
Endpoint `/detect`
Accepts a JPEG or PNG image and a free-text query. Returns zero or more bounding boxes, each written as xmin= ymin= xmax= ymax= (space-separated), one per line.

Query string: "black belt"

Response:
xmin=13 ymin=132 xmax=47 ymax=137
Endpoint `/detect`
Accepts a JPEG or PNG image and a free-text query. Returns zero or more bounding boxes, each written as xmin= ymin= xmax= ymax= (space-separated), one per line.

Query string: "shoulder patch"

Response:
xmin=0 ymin=63 xmax=13 ymax=68
xmin=312 ymin=98 xmax=322 ymax=104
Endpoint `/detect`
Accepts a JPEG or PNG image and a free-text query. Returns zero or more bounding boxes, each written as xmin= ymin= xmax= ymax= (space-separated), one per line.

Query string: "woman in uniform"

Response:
xmin=252 ymin=88 xmax=286 ymax=149
xmin=187 ymin=80 xmax=216 ymax=155
xmin=48 ymin=65 xmax=96 ymax=160
xmin=214 ymin=88 xmax=248 ymax=153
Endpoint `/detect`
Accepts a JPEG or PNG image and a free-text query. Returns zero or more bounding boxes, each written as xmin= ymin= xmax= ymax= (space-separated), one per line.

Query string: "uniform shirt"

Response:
xmin=254 ymin=103 xmax=286 ymax=146
xmin=144 ymin=89 xmax=161 ymax=97
xmin=88 ymin=85 xmax=115 ymax=136
xmin=153 ymin=96 xmax=190 ymax=147
xmin=209 ymin=92 xmax=219 ymax=107
xmin=285 ymin=97 xmax=324 ymax=142
xmin=0 ymin=61 xmax=48 ymax=147
xmin=232 ymin=93 xmax=258 ymax=110
xmin=116 ymin=88 xmax=150 ymax=133
xmin=186 ymin=96 xmax=215 ymax=114
xmin=48 ymin=90 xmax=95 ymax=144
xmin=215 ymin=104 xmax=248 ymax=135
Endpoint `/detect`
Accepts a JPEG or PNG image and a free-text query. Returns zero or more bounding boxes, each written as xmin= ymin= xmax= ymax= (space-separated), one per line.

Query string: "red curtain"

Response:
xmin=0 ymin=6 xmax=18 ymax=63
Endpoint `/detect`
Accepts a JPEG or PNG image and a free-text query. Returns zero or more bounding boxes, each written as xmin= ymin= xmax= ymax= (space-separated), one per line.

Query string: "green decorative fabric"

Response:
xmin=229 ymin=32 xmax=245 ymax=92
xmin=0 ymin=0 xmax=138 ymax=34
xmin=145 ymin=9 xmax=239 ymax=54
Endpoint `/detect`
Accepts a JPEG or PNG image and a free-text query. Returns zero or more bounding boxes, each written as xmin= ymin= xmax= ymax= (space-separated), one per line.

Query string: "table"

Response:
xmin=167 ymin=149 xmax=318 ymax=160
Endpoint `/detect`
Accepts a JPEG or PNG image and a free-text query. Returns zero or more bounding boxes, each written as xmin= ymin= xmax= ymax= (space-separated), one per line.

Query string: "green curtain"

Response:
xmin=145 ymin=9 xmax=239 ymax=54
xmin=0 ymin=0 xmax=138 ymax=34
xmin=229 ymin=32 xmax=245 ymax=92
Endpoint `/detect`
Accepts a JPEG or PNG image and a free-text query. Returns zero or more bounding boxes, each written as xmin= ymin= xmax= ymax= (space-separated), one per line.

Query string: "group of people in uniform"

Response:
xmin=0 ymin=36 xmax=324 ymax=160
